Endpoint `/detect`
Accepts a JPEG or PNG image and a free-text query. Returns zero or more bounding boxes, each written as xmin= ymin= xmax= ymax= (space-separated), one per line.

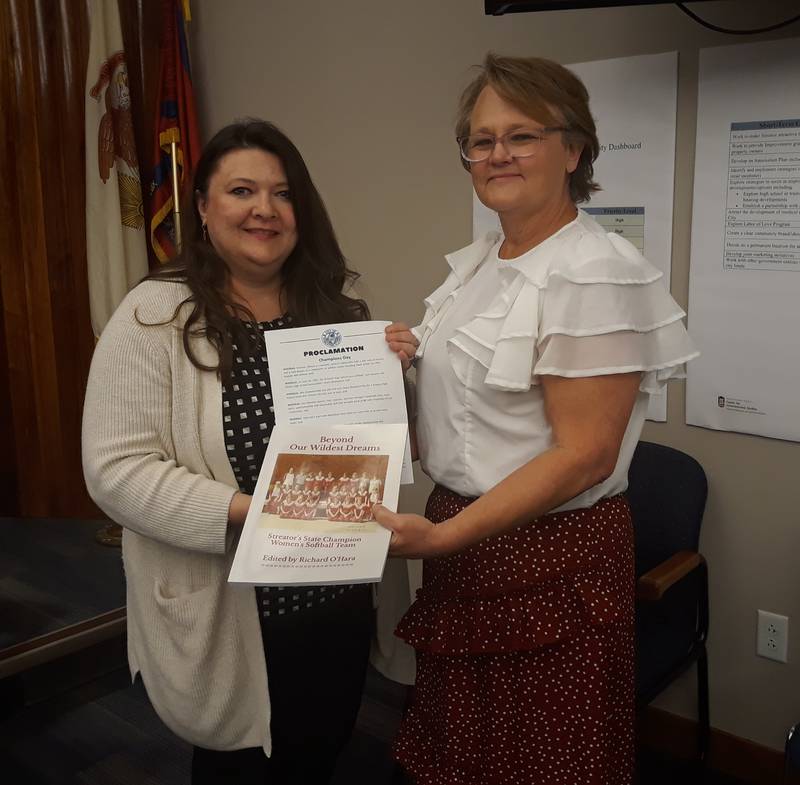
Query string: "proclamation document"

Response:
xmin=686 ymin=37 xmax=800 ymax=441
xmin=229 ymin=423 xmax=407 ymax=586
xmin=265 ymin=321 xmax=414 ymax=482
xmin=472 ymin=52 xmax=678 ymax=421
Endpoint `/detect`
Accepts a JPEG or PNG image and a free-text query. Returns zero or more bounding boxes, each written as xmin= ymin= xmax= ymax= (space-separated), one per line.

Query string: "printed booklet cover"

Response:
xmin=228 ymin=423 xmax=408 ymax=586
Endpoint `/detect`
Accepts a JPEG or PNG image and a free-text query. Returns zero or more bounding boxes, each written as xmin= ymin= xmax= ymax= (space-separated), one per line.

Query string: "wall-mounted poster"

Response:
xmin=686 ymin=37 xmax=800 ymax=442
xmin=473 ymin=51 xmax=679 ymax=421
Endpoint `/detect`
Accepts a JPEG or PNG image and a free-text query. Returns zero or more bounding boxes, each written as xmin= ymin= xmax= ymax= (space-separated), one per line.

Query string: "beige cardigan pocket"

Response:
xmin=153 ymin=580 xmax=219 ymax=659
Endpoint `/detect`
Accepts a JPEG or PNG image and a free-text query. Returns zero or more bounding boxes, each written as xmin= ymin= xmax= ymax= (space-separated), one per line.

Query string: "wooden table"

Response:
xmin=0 ymin=517 xmax=126 ymax=679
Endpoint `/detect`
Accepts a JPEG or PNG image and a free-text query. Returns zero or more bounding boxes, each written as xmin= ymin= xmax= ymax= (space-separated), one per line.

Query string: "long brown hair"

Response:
xmin=141 ymin=119 xmax=369 ymax=380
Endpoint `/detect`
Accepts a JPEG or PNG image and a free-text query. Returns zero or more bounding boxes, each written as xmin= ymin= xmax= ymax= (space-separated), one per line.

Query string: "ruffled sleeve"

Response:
xmin=437 ymin=213 xmax=697 ymax=394
xmin=532 ymin=230 xmax=699 ymax=394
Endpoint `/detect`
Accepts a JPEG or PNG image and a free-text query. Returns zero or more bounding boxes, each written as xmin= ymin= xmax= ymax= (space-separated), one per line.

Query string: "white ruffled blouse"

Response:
xmin=412 ymin=210 xmax=698 ymax=510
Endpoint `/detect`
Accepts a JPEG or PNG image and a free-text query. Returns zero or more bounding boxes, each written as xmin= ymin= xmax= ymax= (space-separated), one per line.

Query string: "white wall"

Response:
xmin=191 ymin=0 xmax=800 ymax=751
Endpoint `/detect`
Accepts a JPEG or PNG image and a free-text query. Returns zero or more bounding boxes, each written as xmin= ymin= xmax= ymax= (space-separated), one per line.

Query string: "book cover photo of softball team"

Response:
xmin=262 ymin=454 xmax=388 ymax=527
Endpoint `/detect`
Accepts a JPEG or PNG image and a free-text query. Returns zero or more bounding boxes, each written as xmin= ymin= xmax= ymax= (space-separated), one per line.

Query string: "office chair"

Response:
xmin=627 ymin=440 xmax=709 ymax=762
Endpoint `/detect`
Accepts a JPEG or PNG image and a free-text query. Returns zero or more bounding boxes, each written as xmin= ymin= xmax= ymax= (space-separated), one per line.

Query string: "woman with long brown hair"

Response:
xmin=83 ymin=119 xmax=373 ymax=784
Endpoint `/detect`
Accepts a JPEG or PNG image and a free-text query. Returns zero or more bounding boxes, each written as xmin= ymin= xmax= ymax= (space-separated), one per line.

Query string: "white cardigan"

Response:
xmin=82 ymin=280 xmax=416 ymax=753
xmin=83 ymin=280 xmax=272 ymax=753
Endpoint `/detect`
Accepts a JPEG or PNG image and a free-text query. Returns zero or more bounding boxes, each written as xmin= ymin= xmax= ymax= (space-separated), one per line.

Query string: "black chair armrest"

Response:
xmin=637 ymin=551 xmax=705 ymax=602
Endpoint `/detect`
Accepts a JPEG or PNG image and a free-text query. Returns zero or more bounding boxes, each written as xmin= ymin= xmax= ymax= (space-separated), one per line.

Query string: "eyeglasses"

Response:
xmin=457 ymin=126 xmax=569 ymax=163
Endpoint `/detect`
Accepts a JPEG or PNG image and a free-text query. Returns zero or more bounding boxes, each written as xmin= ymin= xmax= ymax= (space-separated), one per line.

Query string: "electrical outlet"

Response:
xmin=757 ymin=610 xmax=789 ymax=663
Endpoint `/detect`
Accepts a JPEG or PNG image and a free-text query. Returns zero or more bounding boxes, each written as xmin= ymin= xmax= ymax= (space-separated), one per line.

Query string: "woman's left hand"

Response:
xmin=372 ymin=504 xmax=454 ymax=559
xmin=385 ymin=322 xmax=419 ymax=373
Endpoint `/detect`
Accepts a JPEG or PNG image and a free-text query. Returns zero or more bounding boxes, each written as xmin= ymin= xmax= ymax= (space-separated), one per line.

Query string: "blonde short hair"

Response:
xmin=455 ymin=53 xmax=600 ymax=203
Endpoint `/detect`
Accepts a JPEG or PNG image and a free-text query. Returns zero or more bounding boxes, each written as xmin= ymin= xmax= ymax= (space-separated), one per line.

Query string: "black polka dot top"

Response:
xmin=222 ymin=316 xmax=355 ymax=617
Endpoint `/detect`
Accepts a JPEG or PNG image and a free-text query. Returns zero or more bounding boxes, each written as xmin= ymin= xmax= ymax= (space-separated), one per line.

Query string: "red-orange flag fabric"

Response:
xmin=149 ymin=0 xmax=201 ymax=263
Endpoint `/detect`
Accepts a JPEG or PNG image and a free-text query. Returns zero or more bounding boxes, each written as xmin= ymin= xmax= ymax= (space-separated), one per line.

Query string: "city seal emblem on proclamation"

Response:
xmin=321 ymin=328 xmax=343 ymax=348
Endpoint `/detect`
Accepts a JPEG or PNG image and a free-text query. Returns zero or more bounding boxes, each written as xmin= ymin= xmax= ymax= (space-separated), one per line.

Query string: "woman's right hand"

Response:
xmin=373 ymin=505 xmax=456 ymax=558
xmin=385 ymin=322 xmax=419 ymax=372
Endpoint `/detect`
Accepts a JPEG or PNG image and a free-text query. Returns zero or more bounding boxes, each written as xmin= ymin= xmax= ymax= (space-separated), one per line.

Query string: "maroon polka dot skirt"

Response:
xmin=393 ymin=486 xmax=635 ymax=785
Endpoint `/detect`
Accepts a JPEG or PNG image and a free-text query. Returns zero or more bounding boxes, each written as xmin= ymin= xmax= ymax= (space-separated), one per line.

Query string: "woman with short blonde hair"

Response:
xmin=380 ymin=53 xmax=697 ymax=784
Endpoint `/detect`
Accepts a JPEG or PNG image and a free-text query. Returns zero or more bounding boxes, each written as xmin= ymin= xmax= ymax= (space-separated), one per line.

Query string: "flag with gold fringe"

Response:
xmin=149 ymin=0 xmax=201 ymax=263
xmin=85 ymin=0 xmax=149 ymax=337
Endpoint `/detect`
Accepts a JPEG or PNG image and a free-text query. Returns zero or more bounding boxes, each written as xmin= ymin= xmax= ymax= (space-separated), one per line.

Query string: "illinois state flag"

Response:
xmin=149 ymin=0 xmax=201 ymax=263
xmin=84 ymin=0 xmax=149 ymax=337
